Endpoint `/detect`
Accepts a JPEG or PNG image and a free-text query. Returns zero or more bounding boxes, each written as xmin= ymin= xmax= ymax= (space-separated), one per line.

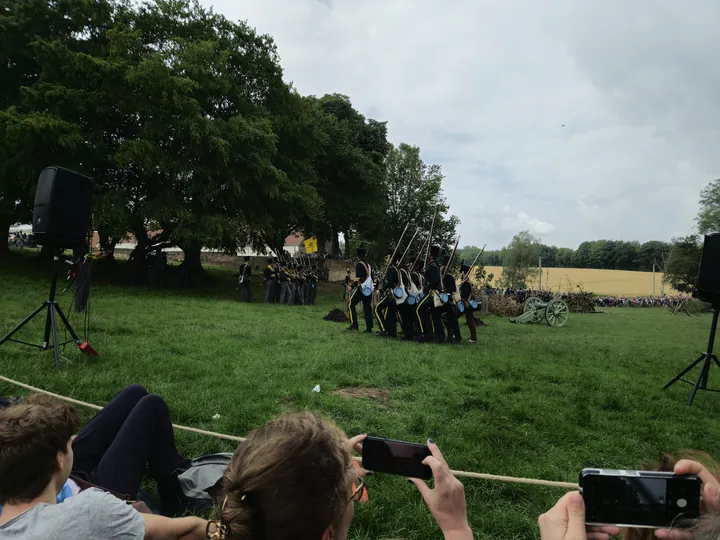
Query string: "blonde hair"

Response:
xmin=623 ymin=451 xmax=720 ymax=540
xmin=218 ymin=412 xmax=354 ymax=540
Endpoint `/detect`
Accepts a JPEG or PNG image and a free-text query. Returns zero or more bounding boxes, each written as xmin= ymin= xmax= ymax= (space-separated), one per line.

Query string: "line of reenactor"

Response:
xmin=346 ymin=241 xmax=483 ymax=344
xmin=260 ymin=257 xmax=319 ymax=306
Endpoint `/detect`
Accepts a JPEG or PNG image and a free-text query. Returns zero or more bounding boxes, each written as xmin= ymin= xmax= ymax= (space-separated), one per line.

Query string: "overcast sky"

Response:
xmin=202 ymin=0 xmax=720 ymax=249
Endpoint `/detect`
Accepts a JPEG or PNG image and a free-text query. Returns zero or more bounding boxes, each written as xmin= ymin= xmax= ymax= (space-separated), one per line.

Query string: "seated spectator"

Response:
xmin=539 ymin=455 xmax=720 ymax=540
xmin=208 ymin=412 xmax=472 ymax=540
xmin=0 ymin=393 xmax=207 ymax=539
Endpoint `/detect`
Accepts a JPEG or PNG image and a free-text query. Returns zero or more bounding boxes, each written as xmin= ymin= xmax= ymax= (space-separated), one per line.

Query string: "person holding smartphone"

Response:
xmin=539 ymin=459 xmax=720 ymax=540
xmin=208 ymin=413 xmax=472 ymax=540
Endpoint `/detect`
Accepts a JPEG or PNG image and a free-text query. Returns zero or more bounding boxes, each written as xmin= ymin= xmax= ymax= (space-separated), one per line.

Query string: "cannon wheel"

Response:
xmin=523 ymin=296 xmax=542 ymax=313
xmin=545 ymin=299 xmax=569 ymax=327
xmin=523 ymin=296 xmax=544 ymax=323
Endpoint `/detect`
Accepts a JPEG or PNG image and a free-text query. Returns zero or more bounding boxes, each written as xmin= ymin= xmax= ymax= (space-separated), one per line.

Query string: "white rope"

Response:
xmin=0 ymin=374 xmax=575 ymax=489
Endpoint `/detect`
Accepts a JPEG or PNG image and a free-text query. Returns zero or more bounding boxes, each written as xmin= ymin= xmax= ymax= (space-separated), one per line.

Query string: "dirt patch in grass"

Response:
xmin=336 ymin=387 xmax=389 ymax=400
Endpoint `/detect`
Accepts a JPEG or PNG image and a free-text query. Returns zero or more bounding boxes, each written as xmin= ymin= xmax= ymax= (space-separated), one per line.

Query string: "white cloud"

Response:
xmin=201 ymin=0 xmax=720 ymax=248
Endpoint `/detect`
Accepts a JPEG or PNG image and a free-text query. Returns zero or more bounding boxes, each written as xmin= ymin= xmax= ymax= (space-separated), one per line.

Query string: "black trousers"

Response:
xmin=415 ymin=294 xmax=436 ymax=341
xmin=72 ymin=384 xmax=184 ymax=497
xmin=240 ymin=281 xmax=252 ymax=302
xmin=441 ymin=304 xmax=462 ymax=342
xmin=398 ymin=302 xmax=415 ymax=339
xmin=265 ymin=280 xmax=275 ymax=303
xmin=375 ymin=295 xmax=397 ymax=337
xmin=308 ymin=282 xmax=317 ymax=305
xmin=349 ymin=287 xmax=373 ymax=331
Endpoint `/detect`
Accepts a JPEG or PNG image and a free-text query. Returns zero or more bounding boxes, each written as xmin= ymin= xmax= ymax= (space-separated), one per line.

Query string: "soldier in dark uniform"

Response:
xmin=411 ymin=258 xmax=428 ymax=341
xmin=348 ymin=246 xmax=373 ymax=333
xmin=398 ymin=260 xmax=415 ymax=340
xmin=279 ymin=262 xmax=291 ymax=305
xmin=308 ymin=265 xmax=318 ymax=305
xmin=459 ymin=262 xmax=477 ymax=344
xmin=375 ymin=250 xmax=399 ymax=338
xmin=440 ymin=255 xmax=462 ymax=343
xmin=238 ymin=256 xmax=252 ymax=302
xmin=416 ymin=245 xmax=444 ymax=343
xmin=263 ymin=258 xmax=276 ymax=303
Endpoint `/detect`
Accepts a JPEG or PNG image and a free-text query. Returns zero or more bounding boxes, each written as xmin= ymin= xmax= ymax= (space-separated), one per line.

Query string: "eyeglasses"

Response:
xmin=348 ymin=477 xmax=365 ymax=503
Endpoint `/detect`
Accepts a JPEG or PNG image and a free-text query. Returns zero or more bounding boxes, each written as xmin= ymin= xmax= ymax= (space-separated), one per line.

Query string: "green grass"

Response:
xmin=2 ymin=252 xmax=720 ymax=539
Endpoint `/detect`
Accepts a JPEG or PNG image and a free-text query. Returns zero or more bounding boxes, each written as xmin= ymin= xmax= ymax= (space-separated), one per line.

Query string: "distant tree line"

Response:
xmin=457 ymin=239 xmax=671 ymax=273
xmin=0 ymin=0 xmax=457 ymax=280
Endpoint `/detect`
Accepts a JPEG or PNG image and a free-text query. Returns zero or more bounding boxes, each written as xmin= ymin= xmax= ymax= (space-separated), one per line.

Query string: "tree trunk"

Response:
xmin=180 ymin=244 xmax=208 ymax=286
xmin=341 ymin=228 xmax=351 ymax=258
xmin=129 ymin=227 xmax=150 ymax=284
xmin=98 ymin=231 xmax=118 ymax=261
xmin=0 ymin=218 xmax=11 ymax=257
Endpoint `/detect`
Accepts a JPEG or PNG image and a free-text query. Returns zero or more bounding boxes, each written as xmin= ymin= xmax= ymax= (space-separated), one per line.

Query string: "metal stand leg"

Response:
xmin=0 ymin=303 xmax=48 ymax=346
xmin=0 ymin=248 xmax=92 ymax=369
xmin=49 ymin=304 xmax=61 ymax=370
xmin=665 ymin=307 xmax=720 ymax=405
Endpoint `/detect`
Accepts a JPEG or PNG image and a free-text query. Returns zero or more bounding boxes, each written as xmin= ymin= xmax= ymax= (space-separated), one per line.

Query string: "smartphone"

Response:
xmin=579 ymin=469 xmax=702 ymax=529
xmin=362 ymin=436 xmax=432 ymax=479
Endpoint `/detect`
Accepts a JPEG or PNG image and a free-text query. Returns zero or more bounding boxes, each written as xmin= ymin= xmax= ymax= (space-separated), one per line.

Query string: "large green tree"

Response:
xmin=697 ymin=179 xmax=720 ymax=235
xmin=375 ymin=142 xmax=459 ymax=264
xmin=663 ymin=235 xmax=702 ymax=293
xmin=0 ymin=0 xmax=114 ymax=256
xmin=501 ymin=231 xmax=541 ymax=288
xmin=311 ymin=94 xmax=389 ymax=256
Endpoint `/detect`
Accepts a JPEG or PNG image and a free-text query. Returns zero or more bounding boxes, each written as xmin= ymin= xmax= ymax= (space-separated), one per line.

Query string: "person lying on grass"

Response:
xmin=207 ymin=412 xmax=472 ymax=540
xmin=539 ymin=454 xmax=720 ymax=540
xmin=0 ymin=385 xmax=191 ymax=516
xmin=0 ymin=393 xmax=207 ymax=540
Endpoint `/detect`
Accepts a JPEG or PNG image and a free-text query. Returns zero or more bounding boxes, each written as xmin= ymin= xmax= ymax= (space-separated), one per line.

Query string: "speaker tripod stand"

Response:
xmin=664 ymin=306 xmax=720 ymax=405
xmin=0 ymin=248 xmax=92 ymax=369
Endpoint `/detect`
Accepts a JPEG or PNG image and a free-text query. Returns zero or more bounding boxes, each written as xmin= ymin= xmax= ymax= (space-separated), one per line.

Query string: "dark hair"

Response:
xmin=0 ymin=394 xmax=80 ymax=503
xmin=219 ymin=412 xmax=353 ymax=540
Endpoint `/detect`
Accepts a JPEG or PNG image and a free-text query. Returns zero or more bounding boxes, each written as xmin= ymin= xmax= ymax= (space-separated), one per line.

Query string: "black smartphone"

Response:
xmin=362 ymin=436 xmax=432 ymax=479
xmin=579 ymin=469 xmax=702 ymax=528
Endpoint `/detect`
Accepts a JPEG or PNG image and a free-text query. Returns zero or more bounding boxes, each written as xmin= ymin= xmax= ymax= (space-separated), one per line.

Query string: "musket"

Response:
xmin=412 ymin=235 xmax=430 ymax=270
xmin=397 ymin=227 xmax=420 ymax=267
xmin=459 ymin=244 xmax=486 ymax=285
xmin=441 ymin=236 xmax=461 ymax=281
xmin=383 ymin=222 xmax=410 ymax=274
xmin=424 ymin=212 xmax=437 ymax=268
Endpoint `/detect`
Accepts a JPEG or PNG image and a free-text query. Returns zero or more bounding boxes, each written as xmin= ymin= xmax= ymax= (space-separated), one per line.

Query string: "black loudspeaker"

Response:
xmin=694 ymin=233 xmax=720 ymax=306
xmin=32 ymin=167 xmax=94 ymax=247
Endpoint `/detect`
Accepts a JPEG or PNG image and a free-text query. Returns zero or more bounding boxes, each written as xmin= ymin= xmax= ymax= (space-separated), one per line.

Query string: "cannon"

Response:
xmin=510 ymin=296 xmax=569 ymax=327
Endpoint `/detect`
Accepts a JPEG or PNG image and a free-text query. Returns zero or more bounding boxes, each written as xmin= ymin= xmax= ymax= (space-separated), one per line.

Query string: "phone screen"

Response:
xmin=362 ymin=437 xmax=432 ymax=479
xmin=582 ymin=472 xmax=701 ymax=528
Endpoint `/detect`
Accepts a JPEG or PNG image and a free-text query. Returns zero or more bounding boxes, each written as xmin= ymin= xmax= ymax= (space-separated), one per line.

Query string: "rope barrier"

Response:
xmin=0 ymin=374 xmax=576 ymax=489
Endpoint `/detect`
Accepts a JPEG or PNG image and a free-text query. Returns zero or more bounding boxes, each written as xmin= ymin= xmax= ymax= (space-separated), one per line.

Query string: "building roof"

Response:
xmin=284 ymin=233 xmax=305 ymax=247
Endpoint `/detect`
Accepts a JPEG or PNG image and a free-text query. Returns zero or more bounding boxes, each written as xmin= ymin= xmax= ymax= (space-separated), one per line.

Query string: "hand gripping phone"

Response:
xmin=579 ymin=469 xmax=702 ymax=529
xmin=362 ymin=436 xmax=432 ymax=479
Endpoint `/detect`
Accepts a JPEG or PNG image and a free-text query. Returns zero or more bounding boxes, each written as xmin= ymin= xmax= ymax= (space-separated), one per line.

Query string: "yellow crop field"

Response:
xmin=479 ymin=266 xmax=680 ymax=297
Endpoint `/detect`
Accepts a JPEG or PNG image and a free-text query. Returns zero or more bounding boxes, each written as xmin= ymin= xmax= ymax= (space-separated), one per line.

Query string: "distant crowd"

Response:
xmin=7 ymin=233 xmax=36 ymax=249
xmin=483 ymin=287 xmax=689 ymax=308
xmin=592 ymin=294 xmax=689 ymax=308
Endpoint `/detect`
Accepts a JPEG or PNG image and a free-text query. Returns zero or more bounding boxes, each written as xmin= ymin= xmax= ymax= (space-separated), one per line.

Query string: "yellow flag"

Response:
xmin=304 ymin=237 xmax=318 ymax=254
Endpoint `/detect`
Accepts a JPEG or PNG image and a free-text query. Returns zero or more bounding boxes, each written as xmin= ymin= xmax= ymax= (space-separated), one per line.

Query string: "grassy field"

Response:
xmin=482 ymin=266 xmax=680 ymax=297
xmin=1 ymin=253 xmax=719 ymax=539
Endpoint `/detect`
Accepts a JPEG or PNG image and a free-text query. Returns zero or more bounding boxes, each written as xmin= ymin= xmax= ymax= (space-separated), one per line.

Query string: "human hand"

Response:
xmin=538 ymin=492 xmax=620 ymax=540
xmin=347 ymin=434 xmax=372 ymax=478
xmin=409 ymin=440 xmax=472 ymax=540
xmin=654 ymin=459 xmax=720 ymax=540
